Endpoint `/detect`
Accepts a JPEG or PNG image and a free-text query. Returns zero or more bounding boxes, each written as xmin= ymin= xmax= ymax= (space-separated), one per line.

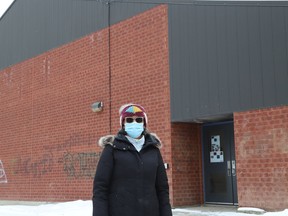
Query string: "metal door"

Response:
xmin=203 ymin=121 xmax=238 ymax=205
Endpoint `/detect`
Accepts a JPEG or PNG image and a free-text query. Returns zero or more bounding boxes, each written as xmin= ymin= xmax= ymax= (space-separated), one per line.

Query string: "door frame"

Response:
xmin=201 ymin=120 xmax=238 ymax=205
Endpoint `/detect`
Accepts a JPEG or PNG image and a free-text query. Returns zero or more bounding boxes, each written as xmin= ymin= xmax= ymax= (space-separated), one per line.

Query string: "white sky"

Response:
xmin=0 ymin=0 xmax=14 ymax=19
xmin=0 ymin=200 xmax=287 ymax=216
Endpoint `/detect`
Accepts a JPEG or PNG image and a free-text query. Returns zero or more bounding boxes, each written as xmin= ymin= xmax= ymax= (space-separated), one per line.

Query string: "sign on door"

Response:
xmin=210 ymin=135 xmax=224 ymax=163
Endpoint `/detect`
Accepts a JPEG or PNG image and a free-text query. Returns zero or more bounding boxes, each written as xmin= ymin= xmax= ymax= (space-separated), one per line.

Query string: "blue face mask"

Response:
xmin=124 ymin=122 xmax=144 ymax=139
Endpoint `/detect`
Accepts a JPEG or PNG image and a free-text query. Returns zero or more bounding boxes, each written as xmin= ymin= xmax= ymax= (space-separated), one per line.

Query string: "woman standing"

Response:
xmin=92 ymin=103 xmax=172 ymax=216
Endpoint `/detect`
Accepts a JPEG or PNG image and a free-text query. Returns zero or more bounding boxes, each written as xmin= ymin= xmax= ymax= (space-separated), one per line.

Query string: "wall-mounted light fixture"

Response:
xmin=91 ymin=101 xmax=103 ymax=112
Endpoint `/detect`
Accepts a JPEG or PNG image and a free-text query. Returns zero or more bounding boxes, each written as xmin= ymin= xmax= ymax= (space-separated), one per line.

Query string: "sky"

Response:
xmin=0 ymin=0 xmax=14 ymax=19
xmin=0 ymin=200 xmax=287 ymax=216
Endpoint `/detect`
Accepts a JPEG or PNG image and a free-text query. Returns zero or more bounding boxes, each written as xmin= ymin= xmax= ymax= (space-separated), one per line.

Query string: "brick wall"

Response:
xmin=0 ymin=5 xmax=171 ymax=202
xmin=171 ymin=123 xmax=203 ymax=206
xmin=109 ymin=4 xmax=171 ymax=167
xmin=109 ymin=4 xmax=173 ymax=204
xmin=0 ymin=27 xmax=110 ymax=201
xmin=234 ymin=105 xmax=288 ymax=211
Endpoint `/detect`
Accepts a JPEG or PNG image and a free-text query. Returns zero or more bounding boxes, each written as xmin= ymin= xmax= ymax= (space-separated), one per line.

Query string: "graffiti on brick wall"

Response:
xmin=0 ymin=160 xmax=8 ymax=183
xmin=59 ymin=152 xmax=100 ymax=179
xmin=44 ymin=134 xmax=95 ymax=152
xmin=9 ymin=134 xmax=99 ymax=179
xmin=10 ymin=151 xmax=100 ymax=179
xmin=11 ymin=152 xmax=54 ymax=177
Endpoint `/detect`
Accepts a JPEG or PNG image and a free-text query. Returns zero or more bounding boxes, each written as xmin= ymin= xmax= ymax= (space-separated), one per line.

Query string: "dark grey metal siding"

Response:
xmin=110 ymin=2 xmax=155 ymax=25
xmin=0 ymin=0 xmax=155 ymax=71
xmin=169 ymin=3 xmax=288 ymax=122
xmin=0 ymin=0 xmax=107 ymax=70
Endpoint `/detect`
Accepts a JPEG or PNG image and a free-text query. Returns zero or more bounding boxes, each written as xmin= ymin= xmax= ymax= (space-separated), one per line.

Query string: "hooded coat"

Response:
xmin=92 ymin=130 xmax=172 ymax=216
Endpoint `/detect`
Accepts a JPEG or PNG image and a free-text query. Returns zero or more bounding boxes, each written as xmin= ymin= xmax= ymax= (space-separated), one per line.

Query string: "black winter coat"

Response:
xmin=92 ymin=130 xmax=172 ymax=216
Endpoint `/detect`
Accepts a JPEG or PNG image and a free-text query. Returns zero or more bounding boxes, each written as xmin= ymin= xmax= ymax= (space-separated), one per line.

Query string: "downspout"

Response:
xmin=107 ymin=0 xmax=112 ymax=134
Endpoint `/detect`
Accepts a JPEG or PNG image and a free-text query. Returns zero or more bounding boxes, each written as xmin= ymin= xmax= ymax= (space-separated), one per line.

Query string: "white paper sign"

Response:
xmin=210 ymin=151 xmax=224 ymax=163
xmin=210 ymin=135 xmax=224 ymax=163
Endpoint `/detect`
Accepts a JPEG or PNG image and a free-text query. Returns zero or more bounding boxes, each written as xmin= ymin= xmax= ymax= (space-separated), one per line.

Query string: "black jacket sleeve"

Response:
xmin=92 ymin=145 xmax=114 ymax=216
xmin=156 ymin=150 xmax=172 ymax=216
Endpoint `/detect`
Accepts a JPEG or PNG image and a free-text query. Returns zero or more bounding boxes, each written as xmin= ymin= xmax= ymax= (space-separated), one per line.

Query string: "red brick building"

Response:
xmin=0 ymin=0 xmax=288 ymax=211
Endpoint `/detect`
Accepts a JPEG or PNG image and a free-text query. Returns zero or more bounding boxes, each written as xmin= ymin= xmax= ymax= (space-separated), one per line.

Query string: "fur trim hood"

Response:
xmin=98 ymin=135 xmax=115 ymax=147
xmin=98 ymin=132 xmax=162 ymax=149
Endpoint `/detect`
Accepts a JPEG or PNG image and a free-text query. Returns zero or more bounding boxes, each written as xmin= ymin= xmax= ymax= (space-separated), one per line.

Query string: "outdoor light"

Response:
xmin=91 ymin=101 xmax=103 ymax=112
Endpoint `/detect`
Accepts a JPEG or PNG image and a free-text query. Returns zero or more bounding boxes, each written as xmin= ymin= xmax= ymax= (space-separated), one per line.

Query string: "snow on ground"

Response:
xmin=0 ymin=200 xmax=91 ymax=216
xmin=173 ymin=207 xmax=288 ymax=216
xmin=0 ymin=200 xmax=287 ymax=216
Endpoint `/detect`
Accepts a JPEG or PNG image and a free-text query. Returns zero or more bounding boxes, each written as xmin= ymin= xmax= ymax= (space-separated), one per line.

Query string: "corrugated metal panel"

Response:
xmin=110 ymin=0 xmax=288 ymax=7
xmin=169 ymin=3 xmax=288 ymax=122
xmin=110 ymin=2 xmax=155 ymax=25
xmin=0 ymin=0 xmax=156 ymax=71
xmin=0 ymin=0 xmax=108 ymax=70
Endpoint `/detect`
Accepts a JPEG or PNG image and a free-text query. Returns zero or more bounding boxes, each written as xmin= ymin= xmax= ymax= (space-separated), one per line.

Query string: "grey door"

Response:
xmin=203 ymin=121 xmax=238 ymax=205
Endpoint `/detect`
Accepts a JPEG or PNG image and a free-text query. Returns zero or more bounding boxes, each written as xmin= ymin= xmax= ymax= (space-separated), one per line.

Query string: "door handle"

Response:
xmin=227 ymin=161 xmax=231 ymax=176
xmin=232 ymin=160 xmax=236 ymax=176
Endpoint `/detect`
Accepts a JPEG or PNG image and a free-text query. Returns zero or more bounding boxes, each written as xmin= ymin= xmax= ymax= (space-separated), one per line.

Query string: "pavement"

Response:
xmin=172 ymin=205 xmax=239 ymax=216
xmin=0 ymin=200 xmax=51 ymax=206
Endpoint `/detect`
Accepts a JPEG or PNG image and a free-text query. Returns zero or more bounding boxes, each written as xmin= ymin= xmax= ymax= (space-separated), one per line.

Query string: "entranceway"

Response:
xmin=202 ymin=121 xmax=238 ymax=205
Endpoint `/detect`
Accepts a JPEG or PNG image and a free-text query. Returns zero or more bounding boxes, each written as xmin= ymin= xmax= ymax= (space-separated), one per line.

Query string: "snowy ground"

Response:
xmin=0 ymin=200 xmax=287 ymax=216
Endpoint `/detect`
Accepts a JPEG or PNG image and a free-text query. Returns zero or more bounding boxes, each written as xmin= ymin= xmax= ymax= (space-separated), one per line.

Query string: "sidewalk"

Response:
xmin=0 ymin=200 xmax=51 ymax=206
xmin=172 ymin=205 xmax=239 ymax=216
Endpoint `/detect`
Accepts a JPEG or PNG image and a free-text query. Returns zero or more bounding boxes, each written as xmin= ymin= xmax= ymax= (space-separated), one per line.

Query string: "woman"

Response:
xmin=92 ymin=103 xmax=172 ymax=216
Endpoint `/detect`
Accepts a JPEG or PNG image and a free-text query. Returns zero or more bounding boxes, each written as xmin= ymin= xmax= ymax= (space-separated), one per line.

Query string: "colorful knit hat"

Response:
xmin=119 ymin=103 xmax=147 ymax=127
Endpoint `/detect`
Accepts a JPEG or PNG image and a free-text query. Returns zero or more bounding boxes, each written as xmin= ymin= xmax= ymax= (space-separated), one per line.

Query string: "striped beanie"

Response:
xmin=119 ymin=103 xmax=147 ymax=127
